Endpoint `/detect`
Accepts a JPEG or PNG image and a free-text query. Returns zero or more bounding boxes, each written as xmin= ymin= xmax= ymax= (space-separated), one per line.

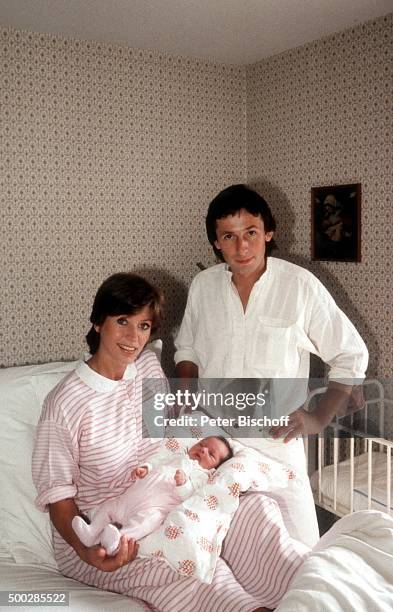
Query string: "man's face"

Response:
xmin=214 ymin=209 xmax=273 ymax=279
xmin=188 ymin=437 xmax=229 ymax=469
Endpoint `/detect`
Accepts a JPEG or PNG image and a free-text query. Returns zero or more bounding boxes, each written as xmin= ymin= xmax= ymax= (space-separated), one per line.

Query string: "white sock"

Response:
xmin=101 ymin=524 xmax=121 ymax=556
xmin=72 ymin=516 xmax=96 ymax=547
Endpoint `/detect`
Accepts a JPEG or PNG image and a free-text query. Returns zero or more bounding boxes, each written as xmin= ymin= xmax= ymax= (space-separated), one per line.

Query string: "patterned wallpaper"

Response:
xmin=0 ymin=28 xmax=246 ymax=373
xmin=247 ymin=13 xmax=392 ymax=379
xmin=0 ymin=14 xmax=391 ymax=381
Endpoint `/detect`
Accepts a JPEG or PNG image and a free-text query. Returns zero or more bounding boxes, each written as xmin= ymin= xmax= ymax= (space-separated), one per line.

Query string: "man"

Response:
xmin=174 ymin=184 xmax=368 ymax=546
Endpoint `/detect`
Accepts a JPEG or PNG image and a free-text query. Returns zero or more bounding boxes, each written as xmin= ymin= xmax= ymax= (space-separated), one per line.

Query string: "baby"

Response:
xmin=72 ymin=436 xmax=232 ymax=555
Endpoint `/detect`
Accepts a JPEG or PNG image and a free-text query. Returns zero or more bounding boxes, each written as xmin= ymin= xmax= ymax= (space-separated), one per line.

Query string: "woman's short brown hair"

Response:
xmin=86 ymin=272 xmax=163 ymax=354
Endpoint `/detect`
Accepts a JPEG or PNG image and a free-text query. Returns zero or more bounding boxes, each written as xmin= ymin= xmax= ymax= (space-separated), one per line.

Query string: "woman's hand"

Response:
xmin=49 ymin=499 xmax=138 ymax=572
xmin=80 ymin=535 xmax=139 ymax=572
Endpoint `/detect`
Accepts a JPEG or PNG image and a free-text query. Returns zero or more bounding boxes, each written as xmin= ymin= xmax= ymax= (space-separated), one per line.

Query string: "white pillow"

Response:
xmin=0 ymin=360 xmax=78 ymax=566
xmin=146 ymin=339 xmax=163 ymax=363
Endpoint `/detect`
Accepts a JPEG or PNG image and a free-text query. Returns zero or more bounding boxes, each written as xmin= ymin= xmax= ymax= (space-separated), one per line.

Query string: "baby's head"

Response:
xmin=188 ymin=436 xmax=233 ymax=469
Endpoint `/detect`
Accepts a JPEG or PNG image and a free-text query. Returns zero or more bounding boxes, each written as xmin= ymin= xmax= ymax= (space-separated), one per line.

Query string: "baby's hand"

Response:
xmin=131 ymin=466 xmax=148 ymax=479
xmin=174 ymin=469 xmax=187 ymax=486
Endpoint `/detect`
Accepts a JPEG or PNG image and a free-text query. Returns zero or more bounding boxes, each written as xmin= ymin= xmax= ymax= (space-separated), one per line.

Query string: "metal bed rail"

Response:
xmin=304 ymin=380 xmax=393 ymax=516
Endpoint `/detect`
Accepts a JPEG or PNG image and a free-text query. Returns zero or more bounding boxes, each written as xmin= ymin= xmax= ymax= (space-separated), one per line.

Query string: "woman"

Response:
xmin=32 ymin=272 xmax=305 ymax=611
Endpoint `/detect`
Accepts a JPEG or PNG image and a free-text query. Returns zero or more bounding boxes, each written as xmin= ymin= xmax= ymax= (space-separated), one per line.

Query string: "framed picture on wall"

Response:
xmin=311 ymin=183 xmax=361 ymax=262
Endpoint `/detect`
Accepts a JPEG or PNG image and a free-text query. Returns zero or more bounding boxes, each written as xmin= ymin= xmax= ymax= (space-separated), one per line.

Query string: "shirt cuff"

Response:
xmin=174 ymin=349 xmax=199 ymax=366
xmin=140 ymin=463 xmax=153 ymax=473
xmin=35 ymin=484 xmax=77 ymax=513
xmin=328 ymin=373 xmax=366 ymax=385
xmin=176 ymin=480 xmax=194 ymax=500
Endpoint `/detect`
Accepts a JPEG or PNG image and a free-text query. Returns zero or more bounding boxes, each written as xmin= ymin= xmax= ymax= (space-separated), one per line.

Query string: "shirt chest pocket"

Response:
xmin=251 ymin=317 xmax=298 ymax=372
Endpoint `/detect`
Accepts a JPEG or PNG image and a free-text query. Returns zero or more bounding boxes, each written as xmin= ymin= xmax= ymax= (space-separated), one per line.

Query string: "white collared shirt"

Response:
xmin=174 ymin=257 xmax=368 ymax=389
xmin=76 ymin=359 xmax=137 ymax=392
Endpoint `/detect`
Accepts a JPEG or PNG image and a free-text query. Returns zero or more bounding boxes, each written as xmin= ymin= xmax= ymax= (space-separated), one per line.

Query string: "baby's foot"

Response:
xmin=101 ymin=524 xmax=121 ymax=556
xmin=72 ymin=516 xmax=95 ymax=547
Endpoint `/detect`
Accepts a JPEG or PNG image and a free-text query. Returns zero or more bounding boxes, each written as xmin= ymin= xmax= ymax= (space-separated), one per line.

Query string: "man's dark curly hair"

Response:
xmin=206 ymin=184 xmax=277 ymax=260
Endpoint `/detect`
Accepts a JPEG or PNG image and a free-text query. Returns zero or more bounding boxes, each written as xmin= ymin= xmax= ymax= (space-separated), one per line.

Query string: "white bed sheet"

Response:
xmin=310 ymin=451 xmax=393 ymax=513
xmin=0 ymin=549 xmax=147 ymax=612
xmin=276 ymin=510 xmax=393 ymax=612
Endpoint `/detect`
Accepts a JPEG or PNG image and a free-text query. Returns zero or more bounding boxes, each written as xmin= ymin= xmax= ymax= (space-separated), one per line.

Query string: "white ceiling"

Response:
xmin=0 ymin=0 xmax=391 ymax=64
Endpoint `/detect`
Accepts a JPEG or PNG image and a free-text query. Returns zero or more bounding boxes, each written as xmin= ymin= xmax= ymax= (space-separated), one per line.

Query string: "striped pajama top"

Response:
xmin=32 ymin=349 xmax=164 ymax=514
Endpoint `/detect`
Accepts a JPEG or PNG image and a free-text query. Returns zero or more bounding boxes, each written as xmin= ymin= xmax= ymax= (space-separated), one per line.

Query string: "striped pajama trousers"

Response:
xmin=55 ymin=493 xmax=307 ymax=612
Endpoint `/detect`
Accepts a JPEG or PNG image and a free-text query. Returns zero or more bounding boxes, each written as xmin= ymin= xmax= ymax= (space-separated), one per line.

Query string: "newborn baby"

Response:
xmin=72 ymin=436 xmax=232 ymax=555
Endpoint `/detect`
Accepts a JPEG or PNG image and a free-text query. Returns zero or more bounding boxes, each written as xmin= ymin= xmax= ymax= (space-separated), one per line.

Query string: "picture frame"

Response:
xmin=311 ymin=183 xmax=361 ymax=262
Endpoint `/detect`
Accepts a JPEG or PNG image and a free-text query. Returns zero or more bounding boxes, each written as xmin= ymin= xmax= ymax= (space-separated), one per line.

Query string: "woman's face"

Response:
xmin=94 ymin=305 xmax=153 ymax=371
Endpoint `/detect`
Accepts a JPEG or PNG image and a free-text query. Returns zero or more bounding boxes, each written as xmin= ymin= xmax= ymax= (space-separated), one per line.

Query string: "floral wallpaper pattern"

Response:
xmin=0 ymin=14 xmax=391 ymax=388
xmin=0 ymin=27 xmax=246 ymax=373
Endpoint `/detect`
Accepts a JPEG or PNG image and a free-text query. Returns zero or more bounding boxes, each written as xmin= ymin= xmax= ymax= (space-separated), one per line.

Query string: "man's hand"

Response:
xmin=81 ymin=535 xmax=139 ymax=572
xmin=174 ymin=469 xmax=187 ymax=486
xmin=269 ymin=382 xmax=362 ymax=443
xmin=269 ymin=407 xmax=325 ymax=443
xmin=131 ymin=466 xmax=148 ymax=480
xmin=338 ymin=384 xmax=365 ymax=417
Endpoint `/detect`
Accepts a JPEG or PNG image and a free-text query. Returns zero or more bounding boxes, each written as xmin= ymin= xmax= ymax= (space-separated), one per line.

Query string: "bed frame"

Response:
xmin=305 ymin=379 xmax=393 ymax=518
